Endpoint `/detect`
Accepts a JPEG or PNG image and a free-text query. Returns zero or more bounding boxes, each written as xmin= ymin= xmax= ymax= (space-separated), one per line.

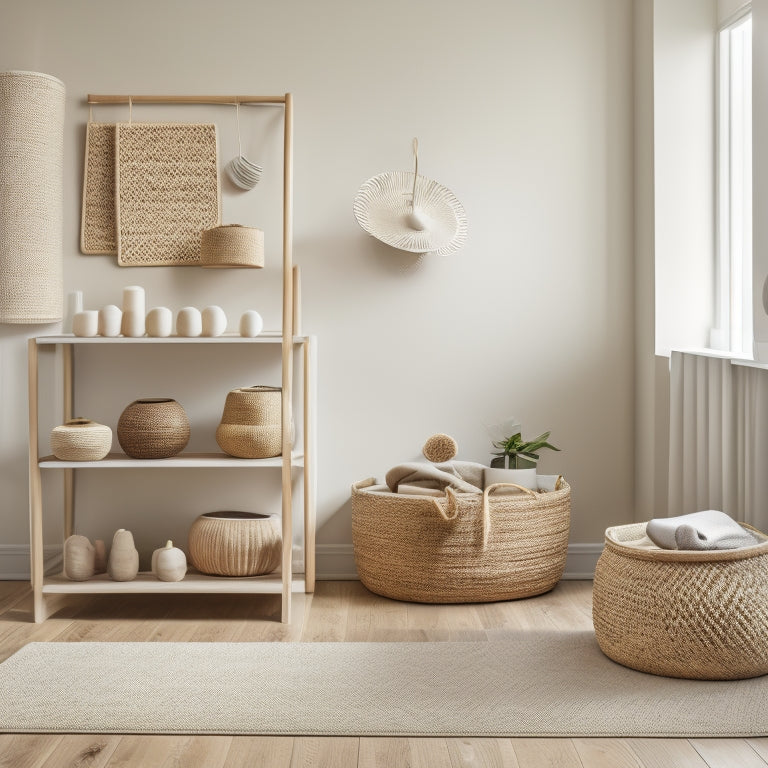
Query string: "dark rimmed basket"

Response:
xmin=593 ymin=521 xmax=768 ymax=680
xmin=351 ymin=478 xmax=571 ymax=603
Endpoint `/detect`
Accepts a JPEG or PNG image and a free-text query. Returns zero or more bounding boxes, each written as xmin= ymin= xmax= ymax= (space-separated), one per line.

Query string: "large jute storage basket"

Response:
xmin=593 ymin=521 xmax=768 ymax=680
xmin=0 ymin=71 xmax=65 ymax=324
xmin=351 ymin=478 xmax=570 ymax=603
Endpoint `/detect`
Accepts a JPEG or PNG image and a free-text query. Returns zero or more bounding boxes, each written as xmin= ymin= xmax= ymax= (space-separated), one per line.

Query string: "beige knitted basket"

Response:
xmin=351 ymin=478 xmax=570 ymax=603
xmin=0 ymin=71 xmax=64 ymax=323
xmin=593 ymin=521 xmax=768 ymax=680
xmin=188 ymin=511 xmax=281 ymax=576
xmin=200 ymin=224 xmax=264 ymax=268
xmin=50 ymin=418 xmax=112 ymax=461
xmin=117 ymin=398 xmax=190 ymax=459
xmin=216 ymin=386 xmax=281 ymax=459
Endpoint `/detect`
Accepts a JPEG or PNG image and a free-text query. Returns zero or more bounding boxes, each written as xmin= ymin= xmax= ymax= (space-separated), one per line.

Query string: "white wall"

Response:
xmin=0 ymin=0 xmax=635 ymax=576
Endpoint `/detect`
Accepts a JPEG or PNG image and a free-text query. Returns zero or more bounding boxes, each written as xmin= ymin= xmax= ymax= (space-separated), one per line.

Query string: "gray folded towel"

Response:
xmin=385 ymin=461 xmax=485 ymax=494
xmin=646 ymin=510 xmax=757 ymax=551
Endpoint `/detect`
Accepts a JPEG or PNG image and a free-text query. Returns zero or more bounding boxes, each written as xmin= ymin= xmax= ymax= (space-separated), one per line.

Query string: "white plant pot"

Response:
xmin=484 ymin=467 xmax=538 ymax=493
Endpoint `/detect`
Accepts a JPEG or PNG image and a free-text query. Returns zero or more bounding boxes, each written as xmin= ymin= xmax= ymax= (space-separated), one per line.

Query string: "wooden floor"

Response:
xmin=0 ymin=579 xmax=764 ymax=767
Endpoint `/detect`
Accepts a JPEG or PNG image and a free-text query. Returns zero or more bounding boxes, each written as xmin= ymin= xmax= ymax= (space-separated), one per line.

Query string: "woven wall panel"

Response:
xmin=116 ymin=122 xmax=220 ymax=266
xmin=80 ymin=122 xmax=117 ymax=254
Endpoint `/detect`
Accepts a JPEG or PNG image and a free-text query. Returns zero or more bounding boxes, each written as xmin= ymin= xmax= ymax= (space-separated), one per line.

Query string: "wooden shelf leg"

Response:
xmin=28 ymin=339 xmax=46 ymax=623
xmin=62 ymin=344 xmax=74 ymax=538
xmin=304 ymin=337 xmax=316 ymax=593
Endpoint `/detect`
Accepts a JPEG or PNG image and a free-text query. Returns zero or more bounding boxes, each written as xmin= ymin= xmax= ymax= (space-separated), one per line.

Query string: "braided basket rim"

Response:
xmin=604 ymin=521 xmax=768 ymax=563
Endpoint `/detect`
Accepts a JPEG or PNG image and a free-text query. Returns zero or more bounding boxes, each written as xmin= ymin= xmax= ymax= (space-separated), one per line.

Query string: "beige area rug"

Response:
xmin=0 ymin=632 xmax=765 ymax=736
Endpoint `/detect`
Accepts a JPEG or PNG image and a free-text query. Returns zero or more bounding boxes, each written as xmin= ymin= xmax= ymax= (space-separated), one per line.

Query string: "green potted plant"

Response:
xmin=486 ymin=429 xmax=560 ymax=491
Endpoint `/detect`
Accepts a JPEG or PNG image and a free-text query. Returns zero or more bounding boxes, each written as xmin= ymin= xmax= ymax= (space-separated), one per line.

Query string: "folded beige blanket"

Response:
xmin=646 ymin=510 xmax=758 ymax=550
xmin=385 ymin=461 xmax=485 ymax=494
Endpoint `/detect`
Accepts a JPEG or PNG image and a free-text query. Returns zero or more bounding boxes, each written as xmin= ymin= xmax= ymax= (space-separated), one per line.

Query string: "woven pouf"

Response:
xmin=117 ymin=398 xmax=190 ymax=459
xmin=592 ymin=522 xmax=768 ymax=680
xmin=188 ymin=511 xmax=281 ymax=576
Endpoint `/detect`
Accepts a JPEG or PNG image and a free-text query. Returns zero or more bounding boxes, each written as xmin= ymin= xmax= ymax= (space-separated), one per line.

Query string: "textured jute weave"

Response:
xmin=115 ymin=122 xmax=220 ymax=266
xmin=80 ymin=122 xmax=117 ymax=254
xmin=0 ymin=635 xmax=766 ymax=735
xmin=0 ymin=71 xmax=64 ymax=323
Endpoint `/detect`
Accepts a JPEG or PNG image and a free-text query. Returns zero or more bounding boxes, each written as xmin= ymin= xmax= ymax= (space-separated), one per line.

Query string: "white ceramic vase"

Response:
xmin=239 ymin=310 xmax=263 ymax=337
xmin=484 ymin=466 xmax=538 ymax=493
xmin=98 ymin=304 xmax=122 ymax=337
xmin=177 ymin=306 xmax=202 ymax=337
xmin=72 ymin=310 xmax=98 ymax=337
xmin=146 ymin=306 xmax=172 ymax=337
xmin=121 ymin=286 xmax=146 ymax=336
xmin=201 ymin=305 xmax=227 ymax=337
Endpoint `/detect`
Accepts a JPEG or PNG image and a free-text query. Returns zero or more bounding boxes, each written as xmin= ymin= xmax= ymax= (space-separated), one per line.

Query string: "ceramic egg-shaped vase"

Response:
xmin=107 ymin=529 xmax=139 ymax=582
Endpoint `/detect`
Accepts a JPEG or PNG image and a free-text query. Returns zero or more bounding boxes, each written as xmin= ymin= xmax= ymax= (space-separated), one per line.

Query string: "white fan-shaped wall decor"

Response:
xmin=353 ymin=139 xmax=467 ymax=256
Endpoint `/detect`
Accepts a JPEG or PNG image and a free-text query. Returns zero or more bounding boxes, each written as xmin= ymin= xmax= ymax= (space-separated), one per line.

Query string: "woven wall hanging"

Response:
xmin=0 ymin=71 xmax=65 ymax=323
xmin=80 ymin=121 xmax=117 ymax=254
xmin=115 ymin=122 xmax=221 ymax=266
xmin=353 ymin=138 xmax=467 ymax=257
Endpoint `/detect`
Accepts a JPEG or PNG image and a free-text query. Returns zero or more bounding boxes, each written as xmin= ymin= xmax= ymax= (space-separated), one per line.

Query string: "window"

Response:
xmin=714 ymin=10 xmax=752 ymax=355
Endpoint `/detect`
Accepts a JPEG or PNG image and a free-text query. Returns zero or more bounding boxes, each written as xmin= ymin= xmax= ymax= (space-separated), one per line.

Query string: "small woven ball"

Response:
xmin=422 ymin=433 xmax=458 ymax=463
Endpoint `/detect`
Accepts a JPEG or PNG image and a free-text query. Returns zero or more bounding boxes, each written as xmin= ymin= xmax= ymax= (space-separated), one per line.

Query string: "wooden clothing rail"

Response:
xmin=86 ymin=94 xmax=288 ymax=105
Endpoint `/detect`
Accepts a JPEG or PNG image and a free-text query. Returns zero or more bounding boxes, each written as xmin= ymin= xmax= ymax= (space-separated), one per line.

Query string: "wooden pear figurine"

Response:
xmin=108 ymin=529 xmax=139 ymax=581
xmin=151 ymin=540 xmax=187 ymax=582
xmin=63 ymin=535 xmax=95 ymax=581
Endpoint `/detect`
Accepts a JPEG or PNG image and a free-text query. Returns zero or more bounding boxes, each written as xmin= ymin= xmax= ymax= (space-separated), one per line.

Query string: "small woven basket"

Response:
xmin=216 ymin=386 xmax=281 ymax=459
xmin=351 ymin=478 xmax=570 ymax=603
xmin=593 ymin=521 xmax=768 ymax=680
xmin=117 ymin=398 xmax=190 ymax=459
xmin=200 ymin=224 xmax=264 ymax=269
xmin=50 ymin=418 xmax=112 ymax=461
xmin=188 ymin=511 xmax=281 ymax=576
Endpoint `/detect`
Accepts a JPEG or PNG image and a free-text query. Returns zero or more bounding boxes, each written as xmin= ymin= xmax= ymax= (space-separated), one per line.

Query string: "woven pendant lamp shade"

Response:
xmin=0 ymin=71 xmax=65 ymax=324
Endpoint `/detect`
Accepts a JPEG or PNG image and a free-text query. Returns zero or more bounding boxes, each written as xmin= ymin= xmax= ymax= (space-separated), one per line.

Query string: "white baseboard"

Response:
xmin=0 ymin=545 xmax=62 ymax=581
xmin=0 ymin=543 xmax=603 ymax=582
xmin=314 ymin=543 xmax=603 ymax=581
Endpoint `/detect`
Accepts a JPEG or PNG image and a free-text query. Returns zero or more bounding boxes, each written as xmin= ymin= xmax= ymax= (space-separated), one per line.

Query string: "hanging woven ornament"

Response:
xmin=353 ymin=138 xmax=467 ymax=256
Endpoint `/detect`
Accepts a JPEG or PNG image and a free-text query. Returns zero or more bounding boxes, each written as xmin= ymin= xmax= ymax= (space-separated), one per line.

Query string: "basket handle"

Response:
xmin=479 ymin=483 xmax=540 ymax=550
xmin=430 ymin=486 xmax=461 ymax=521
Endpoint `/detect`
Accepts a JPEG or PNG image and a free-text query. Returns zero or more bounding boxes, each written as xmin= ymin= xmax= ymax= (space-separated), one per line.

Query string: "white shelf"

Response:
xmin=35 ymin=332 xmax=310 ymax=345
xmin=42 ymin=570 xmax=306 ymax=595
xmin=38 ymin=451 xmax=305 ymax=469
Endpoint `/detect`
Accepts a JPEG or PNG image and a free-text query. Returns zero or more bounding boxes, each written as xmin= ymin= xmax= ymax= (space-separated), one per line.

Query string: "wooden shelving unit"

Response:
xmin=27 ymin=93 xmax=315 ymax=624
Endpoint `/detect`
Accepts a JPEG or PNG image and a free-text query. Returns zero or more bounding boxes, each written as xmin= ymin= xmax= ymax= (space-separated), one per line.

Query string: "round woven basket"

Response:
xmin=117 ymin=398 xmax=190 ymax=459
xmin=200 ymin=224 xmax=264 ymax=269
xmin=50 ymin=418 xmax=112 ymax=461
xmin=351 ymin=478 xmax=570 ymax=603
xmin=188 ymin=511 xmax=281 ymax=576
xmin=0 ymin=71 xmax=65 ymax=324
xmin=216 ymin=386 xmax=281 ymax=459
xmin=593 ymin=521 xmax=768 ymax=680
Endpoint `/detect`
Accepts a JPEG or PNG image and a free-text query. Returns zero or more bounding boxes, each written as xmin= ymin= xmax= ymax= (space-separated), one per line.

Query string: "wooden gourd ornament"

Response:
xmin=151 ymin=540 xmax=187 ymax=582
xmin=63 ymin=535 xmax=95 ymax=581
xmin=107 ymin=529 xmax=139 ymax=581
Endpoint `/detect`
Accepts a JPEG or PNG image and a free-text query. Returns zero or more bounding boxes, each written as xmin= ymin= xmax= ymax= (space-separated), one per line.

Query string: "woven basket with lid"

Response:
xmin=351 ymin=478 xmax=570 ymax=603
xmin=592 ymin=521 xmax=768 ymax=680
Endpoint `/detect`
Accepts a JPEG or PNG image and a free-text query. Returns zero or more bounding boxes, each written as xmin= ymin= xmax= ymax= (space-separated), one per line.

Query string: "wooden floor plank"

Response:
xmin=510 ymin=738 xmax=583 ymax=767
xmin=446 ymin=738 xmax=520 ymax=768
xmin=223 ymin=736 xmax=294 ymax=767
xmin=0 ymin=734 xmax=62 ymax=768
xmin=0 ymin=581 xmax=762 ymax=768
xmin=103 ymin=735 xmax=231 ymax=767
xmin=689 ymin=738 xmax=768 ymax=768
xmin=626 ymin=738 xmax=710 ymax=767
xmin=290 ymin=737 xmax=358 ymax=768
xmin=38 ymin=735 xmax=121 ymax=767
xmin=572 ymin=738 xmax=645 ymax=767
